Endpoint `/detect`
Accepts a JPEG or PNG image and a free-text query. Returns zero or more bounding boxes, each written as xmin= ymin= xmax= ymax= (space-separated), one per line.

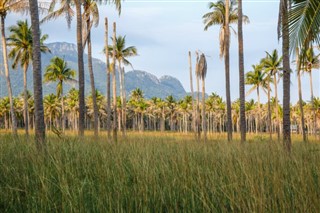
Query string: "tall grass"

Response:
xmin=0 ymin=133 xmax=319 ymax=212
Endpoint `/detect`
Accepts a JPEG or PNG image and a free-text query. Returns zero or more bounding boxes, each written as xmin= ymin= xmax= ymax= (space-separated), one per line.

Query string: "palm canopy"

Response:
xmin=245 ymin=64 xmax=269 ymax=96
xmin=7 ymin=19 xmax=50 ymax=69
xmin=107 ymin=35 xmax=138 ymax=67
xmin=289 ymin=0 xmax=320 ymax=54
xmin=44 ymin=57 xmax=76 ymax=97
xmin=0 ymin=0 xmax=30 ymax=17
xmin=202 ymin=0 xmax=249 ymax=58
xmin=261 ymin=49 xmax=283 ymax=76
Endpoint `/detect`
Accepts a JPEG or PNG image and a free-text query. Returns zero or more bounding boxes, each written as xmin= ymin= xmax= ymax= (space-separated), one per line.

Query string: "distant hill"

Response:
xmin=0 ymin=42 xmax=187 ymax=99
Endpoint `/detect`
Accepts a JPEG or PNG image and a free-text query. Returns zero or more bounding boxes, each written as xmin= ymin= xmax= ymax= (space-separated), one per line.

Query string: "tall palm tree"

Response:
xmin=280 ymin=0 xmax=292 ymax=151
xmin=44 ymin=57 xmax=76 ymax=132
xmin=0 ymin=0 xmax=30 ymax=135
xmin=83 ymin=0 xmax=99 ymax=138
xmin=112 ymin=22 xmax=117 ymax=142
xmin=262 ymin=49 xmax=283 ymax=140
xmin=108 ymin=35 xmax=138 ymax=136
xmin=188 ymin=51 xmax=196 ymax=135
xmin=7 ymin=19 xmax=50 ymax=135
xmin=197 ymin=53 xmax=208 ymax=142
xmin=203 ymin=0 xmax=249 ymax=141
xmin=245 ymin=64 xmax=268 ymax=133
xmin=237 ymin=0 xmax=246 ymax=143
xmin=28 ymin=0 xmax=46 ymax=149
xmin=104 ymin=18 xmax=111 ymax=140
xmin=303 ymin=47 xmax=320 ymax=136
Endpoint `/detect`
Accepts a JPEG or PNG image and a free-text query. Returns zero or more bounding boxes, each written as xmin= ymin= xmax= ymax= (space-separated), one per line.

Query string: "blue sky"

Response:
xmin=6 ymin=0 xmax=320 ymax=103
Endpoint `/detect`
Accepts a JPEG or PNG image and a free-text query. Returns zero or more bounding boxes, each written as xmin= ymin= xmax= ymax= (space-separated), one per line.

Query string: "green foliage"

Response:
xmin=0 ymin=134 xmax=319 ymax=212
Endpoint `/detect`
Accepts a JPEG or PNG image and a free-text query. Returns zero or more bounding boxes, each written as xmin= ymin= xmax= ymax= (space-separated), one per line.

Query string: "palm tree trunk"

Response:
xmin=257 ymin=87 xmax=261 ymax=133
xmin=273 ymin=74 xmax=280 ymax=141
xmin=309 ymin=71 xmax=316 ymax=136
xmin=29 ymin=0 xmax=46 ymax=149
xmin=105 ymin=18 xmax=111 ymax=140
xmin=296 ymin=49 xmax=307 ymax=142
xmin=118 ymin=60 xmax=126 ymax=137
xmin=1 ymin=15 xmax=17 ymax=135
xmin=87 ymin=18 xmax=99 ymax=138
xmin=121 ymin=67 xmax=127 ymax=136
xmin=60 ymin=82 xmax=65 ymax=132
xmin=267 ymin=81 xmax=272 ymax=140
xmin=281 ymin=0 xmax=291 ymax=152
xmin=196 ymin=74 xmax=200 ymax=140
xmin=225 ymin=0 xmax=232 ymax=141
xmin=202 ymin=78 xmax=207 ymax=142
xmin=112 ymin=22 xmax=117 ymax=142
xmin=238 ymin=0 xmax=246 ymax=142
xmin=23 ymin=64 xmax=29 ymax=135
xmin=188 ymin=51 xmax=195 ymax=135
xmin=75 ymin=0 xmax=85 ymax=137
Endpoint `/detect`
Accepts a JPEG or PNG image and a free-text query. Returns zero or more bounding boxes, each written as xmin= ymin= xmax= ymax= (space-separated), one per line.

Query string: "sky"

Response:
xmin=5 ymin=0 xmax=320 ymax=103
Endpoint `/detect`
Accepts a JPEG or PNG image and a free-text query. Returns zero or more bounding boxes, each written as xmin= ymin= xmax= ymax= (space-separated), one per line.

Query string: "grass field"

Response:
xmin=0 ymin=132 xmax=319 ymax=212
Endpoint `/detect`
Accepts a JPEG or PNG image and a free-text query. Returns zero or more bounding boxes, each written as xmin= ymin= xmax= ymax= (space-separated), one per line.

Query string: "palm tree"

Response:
xmin=262 ymin=49 xmax=283 ymax=140
xmin=7 ymin=19 xmax=50 ymax=135
xmin=303 ymin=47 xmax=320 ymax=136
xmin=280 ymin=0 xmax=292 ymax=151
xmin=197 ymin=53 xmax=208 ymax=142
xmin=237 ymin=0 xmax=246 ymax=143
xmin=245 ymin=64 xmax=268 ymax=133
xmin=28 ymin=0 xmax=46 ymax=149
xmin=44 ymin=57 xmax=76 ymax=132
xmin=83 ymin=0 xmax=99 ymax=138
xmin=0 ymin=0 xmax=30 ymax=135
xmin=43 ymin=94 xmax=61 ymax=130
xmin=188 ymin=51 xmax=196 ymax=135
xmin=112 ymin=22 xmax=117 ymax=142
xmin=108 ymin=35 xmax=138 ymax=137
xmin=202 ymin=0 xmax=249 ymax=141
xmin=165 ymin=95 xmax=177 ymax=131
xmin=104 ymin=18 xmax=111 ymax=140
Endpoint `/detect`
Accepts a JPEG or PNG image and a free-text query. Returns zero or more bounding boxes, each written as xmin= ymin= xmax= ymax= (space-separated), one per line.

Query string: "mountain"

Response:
xmin=0 ymin=42 xmax=187 ymax=99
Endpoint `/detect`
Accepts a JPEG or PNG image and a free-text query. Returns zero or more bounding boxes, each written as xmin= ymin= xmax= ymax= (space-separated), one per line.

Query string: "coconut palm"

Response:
xmin=108 ymin=35 xmax=138 ymax=136
xmin=262 ymin=49 xmax=283 ymax=140
xmin=44 ymin=57 xmax=76 ymax=132
xmin=237 ymin=0 xmax=246 ymax=142
xmin=7 ymin=19 xmax=50 ymax=135
xmin=43 ymin=94 xmax=61 ymax=130
xmin=303 ymin=47 xmax=320 ymax=136
xmin=202 ymin=0 xmax=249 ymax=141
xmin=83 ymin=0 xmax=99 ymax=138
xmin=245 ymin=64 xmax=268 ymax=133
xmin=280 ymin=0 xmax=292 ymax=151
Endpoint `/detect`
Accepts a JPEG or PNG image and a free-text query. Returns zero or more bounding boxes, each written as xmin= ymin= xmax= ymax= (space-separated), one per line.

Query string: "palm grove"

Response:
xmin=0 ymin=0 xmax=319 ymax=151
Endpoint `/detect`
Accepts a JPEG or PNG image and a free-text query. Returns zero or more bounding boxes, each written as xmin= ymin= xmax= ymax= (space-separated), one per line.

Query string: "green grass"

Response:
xmin=0 ymin=133 xmax=319 ymax=212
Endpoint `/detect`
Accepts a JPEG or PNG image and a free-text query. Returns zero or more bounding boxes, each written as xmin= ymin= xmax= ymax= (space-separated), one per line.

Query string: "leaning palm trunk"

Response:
xmin=29 ymin=0 xmax=46 ymax=149
xmin=1 ymin=16 xmax=17 ymax=135
xmin=86 ymin=17 xmax=99 ymax=138
xmin=238 ymin=0 xmax=246 ymax=142
xmin=281 ymin=0 xmax=291 ymax=151
xmin=23 ymin=63 xmax=29 ymax=135
xmin=112 ymin=22 xmax=117 ymax=142
xmin=105 ymin=18 xmax=111 ymax=140
xmin=225 ymin=0 xmax=232 ymax=141
xmin=75 ymin=0 xmax=85 ymax=137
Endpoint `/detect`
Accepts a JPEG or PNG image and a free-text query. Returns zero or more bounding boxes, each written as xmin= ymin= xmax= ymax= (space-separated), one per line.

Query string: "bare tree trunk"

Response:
xmin=29 ymin=0 xmax=46 ymax=149
xmin=267 ymin=81 xmax=272 ymax=140
xmin=309 ymin=71 xmax=317 ymax=137
xmin=105 ymin=18 xmax=111 ymax=140
xmin=202 ymin=78 xmax=207 ymax=142
xmin=281 ymin=0 xmax=291 ymax=152
xmin=1 ymin=16 xmax=17 ymax=135
xmin=23 ymin=64 xmax=29 ymax=135
xmin=86 ymin=17 xmax=99 ymax=138
xmin=273 ymin=74 xmax=280 ymax=141
xmin=225 ymin=0 xmax=232 ymax=141
xmin=195 ymin=52 xmax=200 ymax=141
xmin=121 ymin=67 xmax=127 ymax=136
xmin=188 ymin=51 xmax=195 ymax=136
xmin=238 ymin=0 xmax=246 ymax=142
xmin=112 ymin=22 xmax=117 ymax=142
xmin=296 ymin=49 xmax=307 ymax=142
xmin=257 ymin=87 xmax=261 ymax=133
xmin=60 ymin=82 xmax=65 ymax=132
